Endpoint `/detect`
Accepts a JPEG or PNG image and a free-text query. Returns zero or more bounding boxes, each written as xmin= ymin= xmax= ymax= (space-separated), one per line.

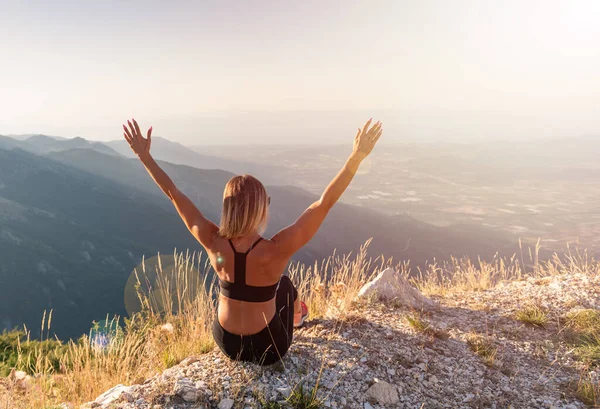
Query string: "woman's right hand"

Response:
xmin=352 ymin=118 xmax=383 ymax=161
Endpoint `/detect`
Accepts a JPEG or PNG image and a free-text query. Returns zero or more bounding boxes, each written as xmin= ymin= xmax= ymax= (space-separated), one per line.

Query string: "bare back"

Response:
xmin=207 ymin=236 xmax=290 ymax=335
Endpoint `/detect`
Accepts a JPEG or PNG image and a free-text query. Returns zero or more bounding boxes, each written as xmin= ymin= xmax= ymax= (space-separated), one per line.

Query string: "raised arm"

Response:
xmin=123 ymin=119 xmax=218 ymax=249
xmin=271 ymin=118 xmax=383 ymax=257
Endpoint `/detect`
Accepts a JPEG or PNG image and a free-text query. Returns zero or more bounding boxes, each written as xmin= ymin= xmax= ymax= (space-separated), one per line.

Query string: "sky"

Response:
xmin=1 ymin=0 xmax=599 ymax=145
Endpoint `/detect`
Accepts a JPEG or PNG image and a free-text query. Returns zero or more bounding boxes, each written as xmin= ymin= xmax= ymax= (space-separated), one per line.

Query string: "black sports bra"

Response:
xmin=218 ymin=238 xmax=279 ymax=303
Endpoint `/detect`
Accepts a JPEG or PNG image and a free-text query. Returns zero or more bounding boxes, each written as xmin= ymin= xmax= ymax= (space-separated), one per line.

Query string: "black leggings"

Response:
xmin=212 ymin=275 xmax=298 ymax=365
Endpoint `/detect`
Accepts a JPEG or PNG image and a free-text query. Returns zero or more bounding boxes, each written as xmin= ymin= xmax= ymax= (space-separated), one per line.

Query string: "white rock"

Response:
xmin=9 ymin=370 xmax=33 ymax=390
xmin=94 ymin=384 xmax=136 ymax=406
xmin=218 ymin=398 xmax=235 ymax=409
xmin=173 ymin=378 xmax=201 ymax=402
xmin=365 ymin=380 xmax=400 ymax=405
xmin=364 ymin=403 xmax=374 ymax=409
xmin=463 ymin=393 xmax=475 ymax=402
xmin=356 ymin=268 xmax=434 ymax=308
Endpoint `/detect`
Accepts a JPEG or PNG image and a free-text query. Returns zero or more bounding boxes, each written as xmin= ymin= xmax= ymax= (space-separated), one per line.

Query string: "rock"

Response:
xmin=365 ymin=380 xmax=400 ymax=405
xmin=94 ymin=384 xmax=136 ymax=406
xmin=173 ymin=377 xmax=201 ymax=402
xmin=218 ymin=398 xmax=235 ymax=409
xmin=180 ymin=356 xmax=200 ymax=366
xmin=122 ymin=391 xmax=135 ymax=402
xmin=356 ymin=267 xmax=434 ymax=308
xmin=8 ymin=369 xmax=33 ymax=390
xmin=160 ymin=323 xmax=174 ymax=333
xmin=364 ymin=403 xmax=374 ymax=409
xmin=276 ymin=386 xmax=292 ymax=399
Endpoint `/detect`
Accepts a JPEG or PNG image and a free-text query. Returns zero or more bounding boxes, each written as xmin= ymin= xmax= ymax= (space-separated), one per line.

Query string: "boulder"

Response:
xmin=365 ymin=380 xmax=400 ymax=405
xmin=357 ymin=268 xmax=434 ymax=309
xmin=94 ymin=384 xmax=137 ymax=406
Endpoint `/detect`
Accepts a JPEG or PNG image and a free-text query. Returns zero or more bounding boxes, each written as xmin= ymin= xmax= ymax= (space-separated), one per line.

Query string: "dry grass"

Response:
xmin=2 ymin=241 xmax=600 ymax=408
xmin=1 ymin=242 xmax=385 ymax=408
xmin=414 ymin=242 xmax=600 ymax=297
xmin=1 ymin=250 xmax=217 ymax=409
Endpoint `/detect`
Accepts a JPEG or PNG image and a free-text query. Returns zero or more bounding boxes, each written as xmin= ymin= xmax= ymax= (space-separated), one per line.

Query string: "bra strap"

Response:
xmin=245 ymin=237 xmax=263 ymax=254
xmin=228 ymin=239 xmax=237 ymax=253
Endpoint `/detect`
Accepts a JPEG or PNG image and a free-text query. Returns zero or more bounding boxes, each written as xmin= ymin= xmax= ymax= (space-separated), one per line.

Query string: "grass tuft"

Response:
xmin=404 ymin=312 xmax=448 ymax=340
xmin=563 ymin=309 xmax=600 ymax=366
xmin=515 ymin=304 xmax=548 ymax=328
xmin=466 ymin=333 xmax=497 ymax=367
xmin=287 ymin=383 xmax=322 ymax=409
xmin=575 ymin=376 xmax=599 ymax=406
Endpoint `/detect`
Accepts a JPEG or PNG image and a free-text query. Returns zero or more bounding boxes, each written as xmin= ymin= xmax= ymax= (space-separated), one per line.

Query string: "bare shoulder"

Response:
xmin=257 ymin=238 xmax=291 ymax=279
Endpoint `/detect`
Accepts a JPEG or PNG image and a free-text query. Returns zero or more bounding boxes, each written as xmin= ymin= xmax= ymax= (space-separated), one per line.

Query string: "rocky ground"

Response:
xmin=73 ymin=271 xmax=599 ymax=409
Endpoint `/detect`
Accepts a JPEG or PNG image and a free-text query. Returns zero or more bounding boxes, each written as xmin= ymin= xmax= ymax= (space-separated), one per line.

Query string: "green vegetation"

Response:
xmin=575 ymin=377 xmax=599 ymax=406
xmin=467 ymin=333 xmax=498 ymax=367
xmin=287 ymin=383 xmax=322 ymax=409
xmin=0 ymin=327 xmax=70 ymax=377
xmin=404 ymin=312 xmax=448 ymax=340
xmin=563 ymin=309 xmax=600 ymax=366
xmin=516 ymin=304 xmax=549 ymax=328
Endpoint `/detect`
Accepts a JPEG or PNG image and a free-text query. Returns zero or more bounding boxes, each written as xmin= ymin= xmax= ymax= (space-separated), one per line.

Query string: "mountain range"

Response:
xmin=0 ymin=134 xmax=516 ymax=340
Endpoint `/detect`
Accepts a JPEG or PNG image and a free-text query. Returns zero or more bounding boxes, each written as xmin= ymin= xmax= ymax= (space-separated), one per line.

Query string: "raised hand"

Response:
xmin=123 ymin=118 xmax=152 ymax=159
xmin=352 ymin=118 xmax=383 ymax=160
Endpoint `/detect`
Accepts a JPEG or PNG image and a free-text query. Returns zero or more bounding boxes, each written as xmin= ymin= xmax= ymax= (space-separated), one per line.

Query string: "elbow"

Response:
xmin=316 ymin=198 xmax=334 ymax=213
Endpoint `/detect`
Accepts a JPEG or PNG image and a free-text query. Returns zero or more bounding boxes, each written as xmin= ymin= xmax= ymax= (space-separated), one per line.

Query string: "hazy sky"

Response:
xmin=1 ymin=0 xmax=599 ymax=145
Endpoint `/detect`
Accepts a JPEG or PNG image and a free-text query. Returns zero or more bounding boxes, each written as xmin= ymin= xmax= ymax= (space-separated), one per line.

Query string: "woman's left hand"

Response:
xmin=123 ymin=118 xmax=152 ymax=159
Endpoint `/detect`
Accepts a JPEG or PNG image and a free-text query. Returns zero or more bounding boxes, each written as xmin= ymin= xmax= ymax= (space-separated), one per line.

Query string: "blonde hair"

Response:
xmin=219 ymin=175 xmax=269 ymax=239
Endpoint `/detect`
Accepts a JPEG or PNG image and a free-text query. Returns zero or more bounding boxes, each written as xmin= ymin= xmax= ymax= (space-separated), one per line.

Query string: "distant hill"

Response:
xmin=0 ymin=148 xmax=200 ymax=340
xmin=105 ymin=137 xmax=289 ymax=185
xmin=0 ymin=134 xmax=121 ymax=157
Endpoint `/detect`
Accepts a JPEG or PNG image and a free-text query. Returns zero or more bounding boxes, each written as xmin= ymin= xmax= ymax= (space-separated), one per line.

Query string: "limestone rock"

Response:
xmin=173 ymin=377 xmax=201 ymax=402
xmin=357 ymin=267 xmax=433 ymax=308
xmin=365 ymin=380 xmax=400 ymax=405
xmin=94 ymin=384 xmax=136 ymax=406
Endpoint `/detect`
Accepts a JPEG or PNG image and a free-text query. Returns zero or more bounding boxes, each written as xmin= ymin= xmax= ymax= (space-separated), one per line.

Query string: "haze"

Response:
xmin=1 ymin=0 xmax=599 ymax=144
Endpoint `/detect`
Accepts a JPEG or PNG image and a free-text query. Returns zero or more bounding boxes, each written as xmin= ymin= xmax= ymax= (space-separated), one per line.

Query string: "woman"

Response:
xmin=122 ymin=118 xmax=382 ymax=365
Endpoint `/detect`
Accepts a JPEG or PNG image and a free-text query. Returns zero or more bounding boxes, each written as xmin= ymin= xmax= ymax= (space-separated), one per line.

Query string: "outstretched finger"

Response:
xmin=123 ymin=132 xmax=133 ymax=145
xmin=123 ymin=124 xmax=133 ymax=140
xmin=147 ymin=126 xmax=153 ymax=140
xmin=369 ymin=121 xmax=382 ymax=135
xmin=132 ymin=119 xmax=142 ymax=138
xmin=362 ymin=118 xmax=373 ymax=135
xmin=127 ymin=120 xmax=137 ymax=140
